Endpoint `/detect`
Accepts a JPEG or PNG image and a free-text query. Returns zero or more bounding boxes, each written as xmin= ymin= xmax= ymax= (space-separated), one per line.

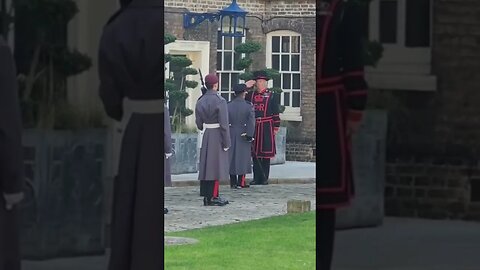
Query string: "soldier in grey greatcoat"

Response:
xmin=195 ymin=74 xmax=231 ymax=206
xmin=0 ymin=36 xmax=24 ymax=270
xmin=228 ymin=84 xmax=255 ymax=188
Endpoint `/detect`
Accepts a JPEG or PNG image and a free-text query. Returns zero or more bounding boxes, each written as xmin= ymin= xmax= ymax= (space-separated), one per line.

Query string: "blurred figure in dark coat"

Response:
xmin=99 ymin=0 xmax=164 ymax=269
xmin=0 ymin=36 xmax=24 ymax=270
xmin=317 ymin=1 xmax=369 ymax=269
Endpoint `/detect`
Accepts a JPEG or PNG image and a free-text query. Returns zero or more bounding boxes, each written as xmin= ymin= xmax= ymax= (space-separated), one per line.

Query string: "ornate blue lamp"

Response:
xmin=183 ymin=0 xmax=248 ymax=38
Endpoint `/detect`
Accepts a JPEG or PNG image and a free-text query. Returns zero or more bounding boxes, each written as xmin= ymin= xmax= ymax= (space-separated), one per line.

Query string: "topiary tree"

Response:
xmin=234 ymin=41 xmax=285 ymax=112
xmin=0 ymin=0 xmax=13 ymax=38
xmin=164 ymin=33 xmax=197 ymax=133
xmin=235 ymin=41 xmax=261 ymax=81
xmin=12 ymin=0 xmax=93 ymax=129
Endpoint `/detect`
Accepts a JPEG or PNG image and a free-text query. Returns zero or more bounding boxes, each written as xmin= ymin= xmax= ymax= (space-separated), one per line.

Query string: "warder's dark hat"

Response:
xmin=233 ymin=83 xmax=248 ymax=93
xmin=253 ymin=70 xmax=270 ymax=81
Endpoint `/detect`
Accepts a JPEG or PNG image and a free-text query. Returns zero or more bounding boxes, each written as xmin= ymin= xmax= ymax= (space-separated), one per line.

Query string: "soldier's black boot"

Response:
xmin=230 ymin=175 xmax=237 ymax=188
xmin=204 ymin=197 xmax=227 ymax=206
xmin=203 ymin=197 xmax=211 ymax=206
xmin=212 ymin=197 xmax=228 ymax=206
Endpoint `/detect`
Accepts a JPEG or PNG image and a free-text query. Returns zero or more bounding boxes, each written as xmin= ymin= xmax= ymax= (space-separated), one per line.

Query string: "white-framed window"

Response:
xmin=216 ymin=30 xmax=246 ymax=101
xmin=266 ymin=30 xmax=302 ymax=121
xmin=366 ymin=0 xmax=436 ymax=91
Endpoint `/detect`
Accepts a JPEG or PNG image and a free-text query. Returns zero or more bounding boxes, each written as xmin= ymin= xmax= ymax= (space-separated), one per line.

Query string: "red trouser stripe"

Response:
xmin=213 ymin=180 xmax=219 ymax=197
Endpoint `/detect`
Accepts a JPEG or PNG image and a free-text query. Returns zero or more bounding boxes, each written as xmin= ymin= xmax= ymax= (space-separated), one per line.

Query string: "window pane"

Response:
xmin=406 ymin=0 xmax=430 ymax=47
xmin=217 ymin=32 xmax=222 ymax=50
xmin=379 ymin=0 xmax=398 ymax=43
xmin=291 ymin=36 xmax=300 ymax=53
xmin=221 ymin=73 xmax=230 ymax=91
xmin=283 ymin=74 xmax=291 ymax=89
xmin=281 ymin=36 xmax=290 ymax=53
xmin=234 ymin=52 xmax=242 ymax=70
xmin=291 ymin=55 xmax=300 ymax=71
xmin=292 ymin=91 xmax=301 ymax=107
xmin=236 ymin=18 xmax=245 ymax=36
xmin=217 ymin=52 xmax=222 ymax=70
xmin=272 ymin=55 xmax=280 ymax=70
xmin=272 ymin=36 xmax=280 ymax=53
xmin=284 ymin=92 xmax=290 ymax=106
xmin=292 ymin=74 xmax=300 ymax=89
xmin=234 ymin=36 xmax=242 ymax=48
xmin=281 ymin=55 xmax=290 ymax=71
xmin=224 ymin=37 xmax=233 ymax=50
xmin=273 ymin=77 xmax=281 ymax=88
xmin=224 ymin=52 xmax=233 ymax=71
xmin=221 ymin=93 xmax=229 ymax=100
xmin=231 ymin=73 xmax=239 ymax=87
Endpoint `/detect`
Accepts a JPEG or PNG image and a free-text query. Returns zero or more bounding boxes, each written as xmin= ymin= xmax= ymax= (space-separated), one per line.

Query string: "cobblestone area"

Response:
xmin=165 ymin=184 xmax=316 ymax=232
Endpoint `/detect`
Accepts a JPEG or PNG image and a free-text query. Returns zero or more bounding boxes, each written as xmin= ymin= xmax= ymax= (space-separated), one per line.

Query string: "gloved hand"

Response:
xmin=3 ymin=192 xmax=24 ymax=211
xmin=165 ymin=153 xmax=173 ymax=159
xmin=223 ymin=148 xmax=229 ymax=151
xmin=241 ymin=133 xmax=254 ymax=142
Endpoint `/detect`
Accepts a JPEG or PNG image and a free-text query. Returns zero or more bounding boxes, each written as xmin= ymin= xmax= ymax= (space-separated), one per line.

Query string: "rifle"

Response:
xmin=198 ymin=69 xmax=207 ymax=95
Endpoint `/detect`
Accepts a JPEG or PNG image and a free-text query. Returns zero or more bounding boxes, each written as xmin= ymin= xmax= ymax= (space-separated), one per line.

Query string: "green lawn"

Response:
xmin=165 ymin=211 xmax=316 ymax=270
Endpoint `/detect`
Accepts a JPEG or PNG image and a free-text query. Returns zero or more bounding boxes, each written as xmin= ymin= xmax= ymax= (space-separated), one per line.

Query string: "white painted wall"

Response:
xmin=67 ymin=0 xmax=119 ymax=114
xmin=165 ymin=40 xmax=211 ymax=129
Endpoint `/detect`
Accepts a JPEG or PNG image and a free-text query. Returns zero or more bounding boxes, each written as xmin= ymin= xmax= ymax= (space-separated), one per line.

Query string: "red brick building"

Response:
xmin=164 ymin=0 xmax=316 ymax=161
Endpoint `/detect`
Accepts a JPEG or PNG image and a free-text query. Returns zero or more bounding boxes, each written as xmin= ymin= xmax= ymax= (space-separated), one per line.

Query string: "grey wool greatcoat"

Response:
xmin=196 ymin=90 xmax=231 ymax=181
xmin=0 ymin=36 xmax=24 ymax=270
xmin=164 ymin=104 xmax=172 ymax=187
xmin=228 ymin=97 xmax=255 ymax=175
xmin=98 ymin=1 xmax=164 ymax=269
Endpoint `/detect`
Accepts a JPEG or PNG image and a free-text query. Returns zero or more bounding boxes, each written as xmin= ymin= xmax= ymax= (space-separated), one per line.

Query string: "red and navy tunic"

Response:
xmin=317 ymin=0 xmax=368 ymax=209
xmin=246 ymin=89 xmax=281 ymax=159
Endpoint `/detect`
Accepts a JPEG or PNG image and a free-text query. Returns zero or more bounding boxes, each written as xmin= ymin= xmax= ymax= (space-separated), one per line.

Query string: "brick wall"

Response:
xmin=368 ymin=0 xmax=480 ymax=220
xmin=164 ymin=0 xmax=315 ymax=17
xmin=286 ymin=142 xmax=315 ymax=162
xmin=385 ymin=155 xmax=480 ymax=221
xmin=430 ymin=0 xmax=480 ymax=151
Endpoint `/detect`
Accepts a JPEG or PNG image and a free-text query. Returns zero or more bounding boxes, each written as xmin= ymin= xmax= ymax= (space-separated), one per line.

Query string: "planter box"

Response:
xmin=170 ymin=133 xmax=199 ymax=174
xmin=170 ymin=127 xmax=287 ymax=174
xmin=336 ymin=110 xmax=388 ymax=229
xmin=20 ymin=129 xmax=107 ymax=259
xmin=271 ymin=127 xmax=287 ymax=165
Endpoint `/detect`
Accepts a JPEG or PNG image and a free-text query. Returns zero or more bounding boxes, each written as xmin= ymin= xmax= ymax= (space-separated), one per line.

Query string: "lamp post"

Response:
xmin=183 ymin=0 xmax=248 ymax=38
